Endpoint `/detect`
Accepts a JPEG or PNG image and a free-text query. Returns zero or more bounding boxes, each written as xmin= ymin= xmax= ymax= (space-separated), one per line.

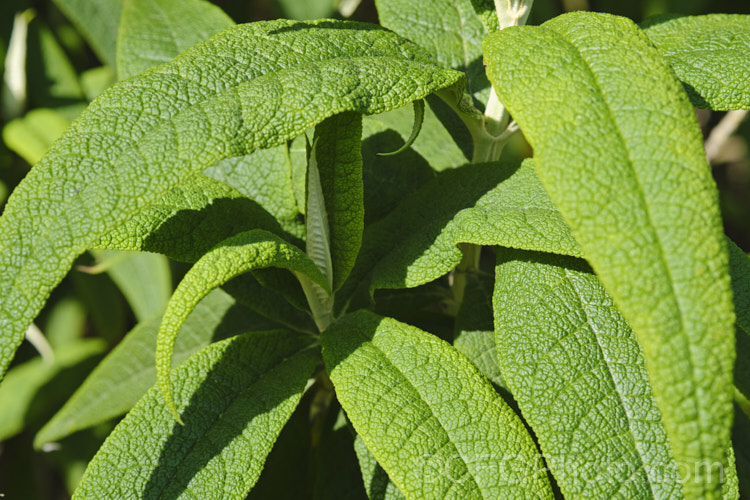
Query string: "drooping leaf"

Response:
xmin=117 ymin=0 xmax=234 ymax=79
xmin=342 ymin=160 xmax=580 ymax=308
xmin=354 ymin=435 xmax=405 ymax=500
xmin=314 ymin=111 xmax=364 ymax=290
xmin=51 ymin=0 xmax=123 ymax=68
xmin=0 ymin=339 xmax=105 ymax=442
xmin=375 ymin=0 xmax=489 ymax=102
xmin=73 ymin=330 xmax=318 ymax=499
xmin=35 ymin=288 xmax=275 ymax=446
xmin=0 ymin=19 xmax=463 ymax=379
xmin=643 ymin=14 xmax=750 ymax=110
xmin=322 ymin=311 xmax=553 ymax=498
xmin=484 ymin=13 xmax=735 ymax=496
xmin=494 ymin=249 xmax=682 ymax=498
xmin=156 ymin=229 xmax=327 ymax=418
xmin=91 ymin=250 xmax=172 ymax=321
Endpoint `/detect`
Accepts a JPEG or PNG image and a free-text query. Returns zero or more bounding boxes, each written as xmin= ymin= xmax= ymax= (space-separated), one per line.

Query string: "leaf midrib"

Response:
xmin=549 ymin=27 xmax=703 ymax=460
xmin=152 ymin=344 xmax=313 ymax=499
xmin=353 ymin=335 xmax=490 ymax=499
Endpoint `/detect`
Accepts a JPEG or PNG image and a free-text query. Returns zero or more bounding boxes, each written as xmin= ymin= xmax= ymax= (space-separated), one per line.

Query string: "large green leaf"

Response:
xmin=342 ymin=160 xmax=580 ymax=307
xmin=484 ymin=13 xmax=735 ymax=497
xmin=156 ymin=229 xmax=327 ymax=418
xmin=314 ymin=112 xmax=364 ymax=290
xmin=375 ymin=0 xmax=489 ymax=102
xmin=34 ymin=288 xmax=276 ymax=446
xmin=494 ymin=249 xmax=682 ymax=498
xmin=73 ymin=330 xmax=318 ymax=499
xmin=643 ymin=14 xmax=750 ymax=110
xmin=95 ymin=174 xmax=291 ymax=262
xmin=51 ymin=0 xmax=123 ymax=67
xmin=354 ymin=435 xmax=405 ymax=500
xmin=117 ymin=0 xmax=234 ymax=79
xmin=322 ymin=311 xmax=553 ymax=498
xmin=0 ymin=18 xmax=464 ymax=379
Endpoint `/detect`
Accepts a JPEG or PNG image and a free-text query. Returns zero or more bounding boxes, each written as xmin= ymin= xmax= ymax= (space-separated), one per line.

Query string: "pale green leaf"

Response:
xmin=378 ymin=100 xmax=424 ymax=157
xmin=0 ymin=19 xmax=463 ymax=379
xmin=51 ymin=0 xmax=123 ymax=67
xmin=643 ymin=14 xmax=750 ymax=110
xmin=0 ymin=339 xmax=105 ymax=442
xmin=91 ymin=250 xmax=172 ymax=321
xmin=2 ymin=107 xmax=70 ymax=165
xmin=204 ymin=146 xmax=305 ymax=240
xmin=314 ymin=111 xmax=364 ymax=290
xmin=343 ymin=160 xmax=580 ymax=305
xmin=117 ymin=0 xmax=234 ymax=79
xmin=34 ymin=288 xmax=276 ymax=446
xmin=95 ymin=174 xmax=291 ymax=262
xmin=156 ymin=229 xmax=327 ymax=418
xmin=322 ymin=311 xmax=553 ymax=499
xmin=375 ymin=0 xmax=489 ymax=102
xmin=494 ymin=249 xmax=681 ymax=498
xmin=354 ymin=435 xmax=406 ymax=500
xmin=73 ymin=330 xmax=318 ymax=499
xmin=80 ymin=66 xmax=115 ymax=101
xmin=484 ymin=13 xmax=735 ymax=497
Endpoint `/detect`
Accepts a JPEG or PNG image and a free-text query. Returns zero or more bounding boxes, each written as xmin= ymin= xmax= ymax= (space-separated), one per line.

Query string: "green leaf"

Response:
xmin=117 ymin=0 xmax=234 ymax=79
xmin=484 ymin=13 xmax=735 ymax=497
xmin=453 ymin=272 xmax=506 ymax=392
xmin=2 ymin=107 xmax=71 ymax=165
xmin=35 ymin=288 xmax=275 ymax=446
xmin=729 ymin=239 xmax=750 ymax=401
xmin=73 ymin=330 xmax=318 ymax=499
xmin=494 ymin=249 xmax=682 ymax=498
xmin=354 ymin=435 xmax=406 ymax=500
xmin=0 ymin=339 xmax=105 ymax=442
xmin=643 ymin=14 xmax=750 ymax=110
xmin=156 ymin=229 xmax=327 ymax=419
xmin=375 ymin=0 xmax=489 ymax=102
xmin=25 ymin=16 xmax=84 ymax=109
xmin=377 ymin=100 xmax=424 ymax=157
xmin=91 ymin=250 xmax=172 ymax=321
xmin=0 ymin=19 xmax=463 ymax=379
xmin=344 ymin=160 xmax=580 ymax=304
xmin=204 ymin=146 xmax=305 ymax=240
xmin=314 ymin=111 xmax=364 ymax=290
xmin=51 ymin=0 xmax=123 ymax=68
xmin=95 ymin=174 xmax=291 ymax=262
xmin=322 ymin=311 xmax=553 ymax=499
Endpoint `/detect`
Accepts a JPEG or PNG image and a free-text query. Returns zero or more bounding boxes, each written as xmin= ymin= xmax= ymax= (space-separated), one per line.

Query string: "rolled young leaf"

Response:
xmin=74 ymin=330 xmax=319 ymax=499
xmin=322 ymin=310 xmax=553 ymax=499
xmin=484 ymin=12 xmax=735 ymax=497
xmin=155 ymin=229 xmax=328 ymax=419
xmin=0 ymin=19 xmax=464 ymax=380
